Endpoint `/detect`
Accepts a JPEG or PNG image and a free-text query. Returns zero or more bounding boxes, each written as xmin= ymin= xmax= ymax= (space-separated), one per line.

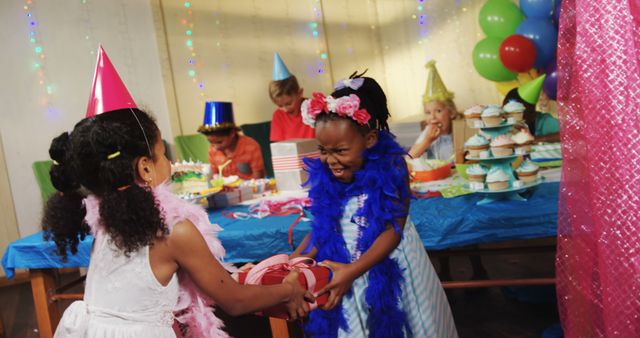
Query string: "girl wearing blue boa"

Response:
xmin=294 ymin=75 xmax=457 ymax=338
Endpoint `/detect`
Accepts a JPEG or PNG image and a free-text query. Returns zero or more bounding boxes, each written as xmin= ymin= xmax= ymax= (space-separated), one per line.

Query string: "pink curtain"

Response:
xmin=556 ymin=0 xmax=640 ymax=336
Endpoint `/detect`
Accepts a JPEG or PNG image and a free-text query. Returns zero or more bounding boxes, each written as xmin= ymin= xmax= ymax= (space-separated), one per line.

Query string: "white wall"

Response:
xmin=0 ymin=0 xmax=172 ymax=237
xmin=159 ymin=0 xmax=501 ymax=135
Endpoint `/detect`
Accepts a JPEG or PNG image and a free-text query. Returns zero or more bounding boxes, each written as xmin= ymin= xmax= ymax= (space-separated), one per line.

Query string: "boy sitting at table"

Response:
xmin=198 ymin=101 xmax=265 ymax=180
xmin=268 ymin=52 xmax=315 ymax=142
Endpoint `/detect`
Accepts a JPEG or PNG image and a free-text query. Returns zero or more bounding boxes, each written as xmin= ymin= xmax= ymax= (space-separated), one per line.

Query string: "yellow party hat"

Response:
xmin=423 ymin=60 xmax=454 ymax=103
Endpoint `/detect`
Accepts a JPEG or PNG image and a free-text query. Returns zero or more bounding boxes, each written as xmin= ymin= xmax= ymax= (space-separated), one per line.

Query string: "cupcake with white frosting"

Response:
xmin=481 ymin=105 xmax=504 ymax=127
xmin=516 ymin=160 xmax=539 ymax=183
xmin=486 ymin=167 xmax=510 ymax=191
xmin=464 ymin=134 xmax=490 ymax=156
xmin=466 ymin=164 xmax=488 ymax=183
xmin=512 ymin=128 xmax=535 ymax=153
xmin=490 ymin=134 xmax=515 ymax=157
xmin=463 ymin=105 xmax=485 ymax=128
xmin=503 ymin=100 xmax=526 ymax=121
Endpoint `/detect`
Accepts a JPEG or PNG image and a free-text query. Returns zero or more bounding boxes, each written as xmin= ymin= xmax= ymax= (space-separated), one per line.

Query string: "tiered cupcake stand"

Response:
xmin=465 ymin=122 xmax=543 ymax=205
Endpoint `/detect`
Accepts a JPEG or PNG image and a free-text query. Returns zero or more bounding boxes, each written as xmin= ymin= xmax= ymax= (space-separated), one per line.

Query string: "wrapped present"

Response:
xmin=238 ymin=254 xmax=330 ymax=319
xmin=209 ymin=189 xmax=240 ymax=208
xmin=531 ymin=143 xmax=562 ymax=161
xmin=208 ymin=186 xmax=254 ymax=208
xmin=270 ymin=139 xmax=319 ymax=191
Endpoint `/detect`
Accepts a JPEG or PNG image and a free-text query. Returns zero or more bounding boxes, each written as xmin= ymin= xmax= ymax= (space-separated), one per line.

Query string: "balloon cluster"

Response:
xmin=472 ymin=0 xmax=561 ymax=100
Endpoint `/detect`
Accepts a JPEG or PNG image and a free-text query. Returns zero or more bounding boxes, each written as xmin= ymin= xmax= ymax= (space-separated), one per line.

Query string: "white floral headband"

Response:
xmin=300 ymin=92 xmax=371 ymax=127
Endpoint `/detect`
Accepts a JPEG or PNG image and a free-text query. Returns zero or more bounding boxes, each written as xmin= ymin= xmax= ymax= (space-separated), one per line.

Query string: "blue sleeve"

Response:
xmin=535 ymin=112 xmax=560 ymax=136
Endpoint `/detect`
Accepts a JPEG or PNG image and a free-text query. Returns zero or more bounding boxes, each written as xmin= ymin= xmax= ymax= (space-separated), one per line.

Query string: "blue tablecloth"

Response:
xmin=2 ymin=183 xmax=559 ymax=279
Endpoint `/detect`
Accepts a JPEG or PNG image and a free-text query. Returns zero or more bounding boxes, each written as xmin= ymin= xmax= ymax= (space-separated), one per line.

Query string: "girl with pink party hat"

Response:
xmin=48 ymin=47 xmax=313 ymax=338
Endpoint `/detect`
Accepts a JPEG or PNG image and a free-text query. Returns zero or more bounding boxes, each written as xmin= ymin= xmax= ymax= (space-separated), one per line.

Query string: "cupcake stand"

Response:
xmin=465 ymin=121 xmax=543 ymax=205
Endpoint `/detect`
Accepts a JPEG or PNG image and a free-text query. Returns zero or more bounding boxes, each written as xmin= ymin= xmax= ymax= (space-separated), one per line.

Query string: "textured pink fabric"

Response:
xmin=555 ymin=0 xmax=640 ymax=337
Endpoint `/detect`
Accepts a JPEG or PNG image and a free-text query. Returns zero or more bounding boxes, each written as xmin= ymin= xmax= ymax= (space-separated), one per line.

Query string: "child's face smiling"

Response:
xmin=424 ymin=101 xmax=453 ymax=134
xmin=315 ymin=118 xmax=377 ymax=183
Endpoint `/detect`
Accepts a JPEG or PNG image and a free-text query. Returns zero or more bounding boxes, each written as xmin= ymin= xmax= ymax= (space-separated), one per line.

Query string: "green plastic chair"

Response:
xmin=32 ymin=160 xmax=56 ymax=203
xmin=174 ymin=134 xmax=210 ymax=163
xmin=240 ymin=121 xmax=273 ymax=177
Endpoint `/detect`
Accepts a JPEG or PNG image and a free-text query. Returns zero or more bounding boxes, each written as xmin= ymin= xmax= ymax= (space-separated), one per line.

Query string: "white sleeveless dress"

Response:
xmin=54 ymin=231 xmax=179 ymax=338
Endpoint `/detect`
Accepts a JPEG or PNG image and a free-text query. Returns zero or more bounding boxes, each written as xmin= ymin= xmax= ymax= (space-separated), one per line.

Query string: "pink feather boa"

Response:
xmin=84 ymin=183 xmax=231 ymax=338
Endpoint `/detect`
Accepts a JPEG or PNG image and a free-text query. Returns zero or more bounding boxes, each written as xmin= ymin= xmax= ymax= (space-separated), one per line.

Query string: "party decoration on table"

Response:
xmin=85 ymin=45 xmax=137 ymax=117
xmin=223 ymin=196 xmax=310 ymax=220
xmin=197 ymin=101 xmax=235 ymax=133
xmin=530 ymin=142 xmax=561 ymax=161
xmin=238 ymin=254 xmax=330 ymax=319
xmin=462 ymin=100 xmax=544 ymax=204
xmin=270 ymin=139 xmax=320 ymax=192
xmin=439 ymin=184 xmax=474 ymax=198
xmin=473 ymin=0 xmax=560 ymax=102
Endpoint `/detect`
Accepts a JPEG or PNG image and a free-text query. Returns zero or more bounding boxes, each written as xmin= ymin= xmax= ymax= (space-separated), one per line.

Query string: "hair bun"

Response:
xmin=49 ymin=132 xmax=80 ymax=193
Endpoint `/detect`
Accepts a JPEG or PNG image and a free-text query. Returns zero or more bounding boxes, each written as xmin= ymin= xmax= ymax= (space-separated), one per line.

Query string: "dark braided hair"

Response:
xmin=42 ymin=108 xmax=168 ymax=260
xmin=317 ymin=71 xmax=391 ymax=135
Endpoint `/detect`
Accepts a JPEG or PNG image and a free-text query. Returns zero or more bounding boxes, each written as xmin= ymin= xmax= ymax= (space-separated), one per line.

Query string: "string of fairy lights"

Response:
xmin=23 ymin=0 xmax=55 ymax=111
xmin=310 ymin=0 xmax=328 ymax=75
xmin=414 ymin=0 xmax=428 ymax=45
xmin=181 ymin=1 xmax=207 ymax=100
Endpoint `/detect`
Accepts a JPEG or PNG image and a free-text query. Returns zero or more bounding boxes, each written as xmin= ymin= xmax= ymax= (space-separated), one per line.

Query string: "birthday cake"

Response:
xmin=171 ymin=161 xmax=210 ymax=195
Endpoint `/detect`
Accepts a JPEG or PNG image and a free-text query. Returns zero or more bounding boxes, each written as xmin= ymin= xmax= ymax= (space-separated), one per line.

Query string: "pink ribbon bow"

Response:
xmin=245 ymin=254 xmax=319 ymax=310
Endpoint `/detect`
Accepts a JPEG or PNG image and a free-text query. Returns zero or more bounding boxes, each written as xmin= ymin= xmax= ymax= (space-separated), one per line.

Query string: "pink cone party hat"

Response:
xmin=85 ymin=45 xmax=137 ymax=117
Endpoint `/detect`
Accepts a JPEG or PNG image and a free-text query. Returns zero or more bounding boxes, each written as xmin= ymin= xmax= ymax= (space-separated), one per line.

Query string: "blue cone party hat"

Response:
xmin=197 ymin=101 xmax=235 ymax=133
xmin=272 ymin=52 xmax=292 ymax=81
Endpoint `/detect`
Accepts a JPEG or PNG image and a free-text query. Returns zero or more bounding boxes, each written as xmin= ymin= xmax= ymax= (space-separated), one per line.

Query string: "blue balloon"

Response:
xmin=520 ymin=0 xmax=554 ymax=19
xmin=516 ymin=19 xmax=558 ymax=68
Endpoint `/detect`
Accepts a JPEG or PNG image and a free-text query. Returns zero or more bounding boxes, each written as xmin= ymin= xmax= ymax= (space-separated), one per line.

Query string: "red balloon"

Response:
xmin=499 ymin=34 xmax=537 ymax=73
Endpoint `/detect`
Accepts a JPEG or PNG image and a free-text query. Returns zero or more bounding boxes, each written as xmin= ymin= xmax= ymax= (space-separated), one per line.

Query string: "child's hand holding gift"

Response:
xmin=283 ymin=270 xmax=316 ymax=320
xmin=317 ymin=260 xmax=359 ymax=310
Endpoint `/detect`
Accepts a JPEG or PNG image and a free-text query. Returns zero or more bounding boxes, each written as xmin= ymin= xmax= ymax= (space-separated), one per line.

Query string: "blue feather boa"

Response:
xmin=303 ymin=130 xmax=411 ymax=338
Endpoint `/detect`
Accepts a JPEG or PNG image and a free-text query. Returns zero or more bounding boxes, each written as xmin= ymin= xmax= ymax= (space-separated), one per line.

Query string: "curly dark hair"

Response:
xmin=317 ymin=71 xmax=391 ymax=135
xmin=42 ymin=108 xmax=168 ymax=260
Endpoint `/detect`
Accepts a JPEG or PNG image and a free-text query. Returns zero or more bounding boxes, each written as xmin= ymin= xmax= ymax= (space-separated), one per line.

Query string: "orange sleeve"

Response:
xmin=270 ymin=110 xmax=284 ymax=142
xmin=208 ymin=145 xmax=218 ymax=175
xmin=248 ymin=139 xmax=265 ymax=178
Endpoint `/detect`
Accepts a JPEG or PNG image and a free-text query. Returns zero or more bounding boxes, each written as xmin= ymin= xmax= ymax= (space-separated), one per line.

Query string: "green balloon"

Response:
xmin=479 ymin=0 xmax=524 ymax=39
xmin=472 ymin=37 xmax=518 ymax=82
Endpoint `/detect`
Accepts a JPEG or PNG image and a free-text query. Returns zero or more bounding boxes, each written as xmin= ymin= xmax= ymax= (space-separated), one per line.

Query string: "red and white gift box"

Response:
xmin=238 ymin=254 xmax=330 ymax=319
xmin=270 ymin=139 xmax=320 ymax=192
